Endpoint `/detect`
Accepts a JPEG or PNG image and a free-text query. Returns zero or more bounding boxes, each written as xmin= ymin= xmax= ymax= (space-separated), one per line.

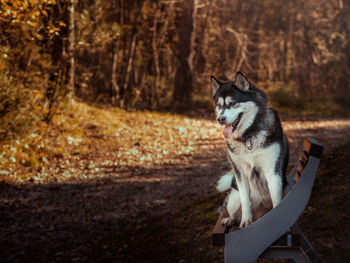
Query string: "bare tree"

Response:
xmin=67 ymin=0 xmax=75 ymax=103
xmin=151 ymin=4 xmax=161 ymax=108
xmin=120 ymin=0 xmax=144 ymax=108
xmin=188 ymin=0 xmax=199 ymax=73
xmin=172 ymin=0 xmax=194 ymax=109
xmin=111 ymin=36 xmax=120 ymax=106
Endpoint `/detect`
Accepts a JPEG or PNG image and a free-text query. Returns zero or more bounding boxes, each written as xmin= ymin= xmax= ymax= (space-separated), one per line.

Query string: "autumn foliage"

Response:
xmin=0 ymin=0 xmax=349 ymax=142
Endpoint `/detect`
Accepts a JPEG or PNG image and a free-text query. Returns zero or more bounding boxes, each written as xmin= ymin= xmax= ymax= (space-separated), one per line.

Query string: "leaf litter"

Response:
xmin=1 ymin=102 xmax=350 ymax=262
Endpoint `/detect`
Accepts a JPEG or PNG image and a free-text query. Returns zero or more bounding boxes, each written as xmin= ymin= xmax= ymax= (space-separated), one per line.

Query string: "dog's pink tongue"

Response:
xmin=223 ymin=125 xmax=232 ymax=139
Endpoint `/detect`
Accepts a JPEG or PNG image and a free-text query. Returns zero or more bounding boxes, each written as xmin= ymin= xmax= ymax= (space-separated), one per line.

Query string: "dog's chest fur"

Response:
xmin=226 ymin=131 xmax=280 ymax=205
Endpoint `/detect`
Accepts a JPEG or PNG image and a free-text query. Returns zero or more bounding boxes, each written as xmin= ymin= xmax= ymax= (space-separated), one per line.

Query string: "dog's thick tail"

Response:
xmin=216 ymin=171 xmax=234 ymax=192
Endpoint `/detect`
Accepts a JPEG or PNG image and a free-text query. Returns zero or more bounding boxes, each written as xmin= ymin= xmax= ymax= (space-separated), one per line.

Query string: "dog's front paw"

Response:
xmin=221 ymin=217 xmax=234 ymax=226
xmin=239 ymin=216 xmax=252 ymax=229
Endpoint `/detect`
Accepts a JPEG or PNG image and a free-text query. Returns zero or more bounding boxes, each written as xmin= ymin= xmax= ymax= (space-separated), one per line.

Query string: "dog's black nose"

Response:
xmin=218 ymin=116 xmax=226 ymax=124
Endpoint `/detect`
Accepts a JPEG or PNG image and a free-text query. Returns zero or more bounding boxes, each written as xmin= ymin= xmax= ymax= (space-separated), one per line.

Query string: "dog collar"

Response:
xmin=227 ymin=137 xmax=253 ymax=151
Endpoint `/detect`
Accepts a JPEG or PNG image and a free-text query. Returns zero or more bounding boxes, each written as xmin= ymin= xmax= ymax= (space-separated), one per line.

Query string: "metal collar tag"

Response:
xmin=246 ymin=138 xmax=252 ymax=150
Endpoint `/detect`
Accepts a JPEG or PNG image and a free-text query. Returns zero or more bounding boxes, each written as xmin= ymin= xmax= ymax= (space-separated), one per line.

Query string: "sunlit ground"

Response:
xmin=1 ymin=101 xmax=350 ymax=185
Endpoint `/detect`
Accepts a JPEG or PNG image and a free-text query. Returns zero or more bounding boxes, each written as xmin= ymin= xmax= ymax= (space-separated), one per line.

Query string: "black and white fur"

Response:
xmin=211 ymin=72 xmax=289 ymax=228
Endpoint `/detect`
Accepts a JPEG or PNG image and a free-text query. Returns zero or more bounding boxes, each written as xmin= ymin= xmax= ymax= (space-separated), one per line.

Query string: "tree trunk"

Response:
xmin=120 ymin=0 xmax=144 ymax=108
xmin=172 ymin=0 xmax=194 ymax=109
xmin=120 ymin=33 xmax=137 ymax=108
xmin=193 ymin=0 xmax=212 ymax=74
xmin=246 ymin=0 xmax=261 ymax=81
xmin=111 ymin=38 xmax=120 ymax=106
xmin=188 ymin=0 xmax=199 ymax=73
xmin=151 ymin=7 xmax=160 ymax=108
xmin=67 ymin=0 xmax=75 ymax=103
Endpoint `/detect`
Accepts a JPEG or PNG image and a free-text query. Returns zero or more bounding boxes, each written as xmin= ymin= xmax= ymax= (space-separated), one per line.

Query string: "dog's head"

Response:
xmin=210 ymin=72 xmax=260 ymax=139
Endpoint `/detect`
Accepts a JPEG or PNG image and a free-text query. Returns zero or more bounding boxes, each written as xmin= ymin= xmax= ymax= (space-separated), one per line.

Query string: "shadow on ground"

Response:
xmin=0 ymin=180 xmax=224 ymax=263
xmin=1 ymin=142 xmax=350 ymax=262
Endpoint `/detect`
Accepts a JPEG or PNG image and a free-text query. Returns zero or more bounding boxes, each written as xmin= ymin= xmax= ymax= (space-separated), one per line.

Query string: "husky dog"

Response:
xmin=211 ymin=72 xmax=289 ymax=228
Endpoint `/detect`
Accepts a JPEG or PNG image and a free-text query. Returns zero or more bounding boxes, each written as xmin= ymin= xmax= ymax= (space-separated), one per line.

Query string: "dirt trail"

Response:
xmin=1 ymin=117 xmax=350 ymax=262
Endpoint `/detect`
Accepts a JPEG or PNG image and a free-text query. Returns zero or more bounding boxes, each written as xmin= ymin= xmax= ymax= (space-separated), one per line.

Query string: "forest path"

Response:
xmin=1 ymin=104 xmax=350 ymax=262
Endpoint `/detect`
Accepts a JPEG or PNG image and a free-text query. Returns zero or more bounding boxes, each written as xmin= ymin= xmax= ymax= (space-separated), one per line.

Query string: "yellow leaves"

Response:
xmin=33 ymin=89 xmax=44 ymax=99
xmin=67 ymin=136 xmax=82 ymax=145
xmin=0 ymin=169 xmax=9 ymax=175
xmin=0 ymin=0 xmax=59 ymax=39
xmin=0 ymin=101 xmax=224 ymax=184
xmin=33 ymin=104 xmax=41 ymax=111
xmin=96 ymin=109 xmax=220 ymax=169
xmin=47 ymin=25 xmax=59 ymax=35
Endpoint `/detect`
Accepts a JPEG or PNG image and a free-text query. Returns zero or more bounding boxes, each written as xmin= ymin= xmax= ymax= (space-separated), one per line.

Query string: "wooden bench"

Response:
xmin=213 ymin=137 xmax=324 ymax=263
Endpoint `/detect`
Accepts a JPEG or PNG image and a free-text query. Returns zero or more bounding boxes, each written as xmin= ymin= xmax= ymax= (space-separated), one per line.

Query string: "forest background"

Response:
xmin=1 ymin=0 xmax=350 ymax=262
xmin=1 ymin=0 xmax=350 ymax=138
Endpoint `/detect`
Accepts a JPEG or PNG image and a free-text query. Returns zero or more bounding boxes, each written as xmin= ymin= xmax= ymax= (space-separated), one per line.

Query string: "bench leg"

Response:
xmin=258 ymin=226 xmax=322 ymax=263
xmin=293 ymin=225 xmax=322 ymax=263
xmin=293 ymin=249 xmax=313 ymax=263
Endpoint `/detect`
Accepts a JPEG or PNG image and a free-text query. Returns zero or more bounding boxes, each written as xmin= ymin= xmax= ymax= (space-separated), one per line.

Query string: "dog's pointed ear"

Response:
xmin=210 ymin=75 xmax=221 ymax=97
xmin=235 ymin=72 xmax=250 ymax=91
